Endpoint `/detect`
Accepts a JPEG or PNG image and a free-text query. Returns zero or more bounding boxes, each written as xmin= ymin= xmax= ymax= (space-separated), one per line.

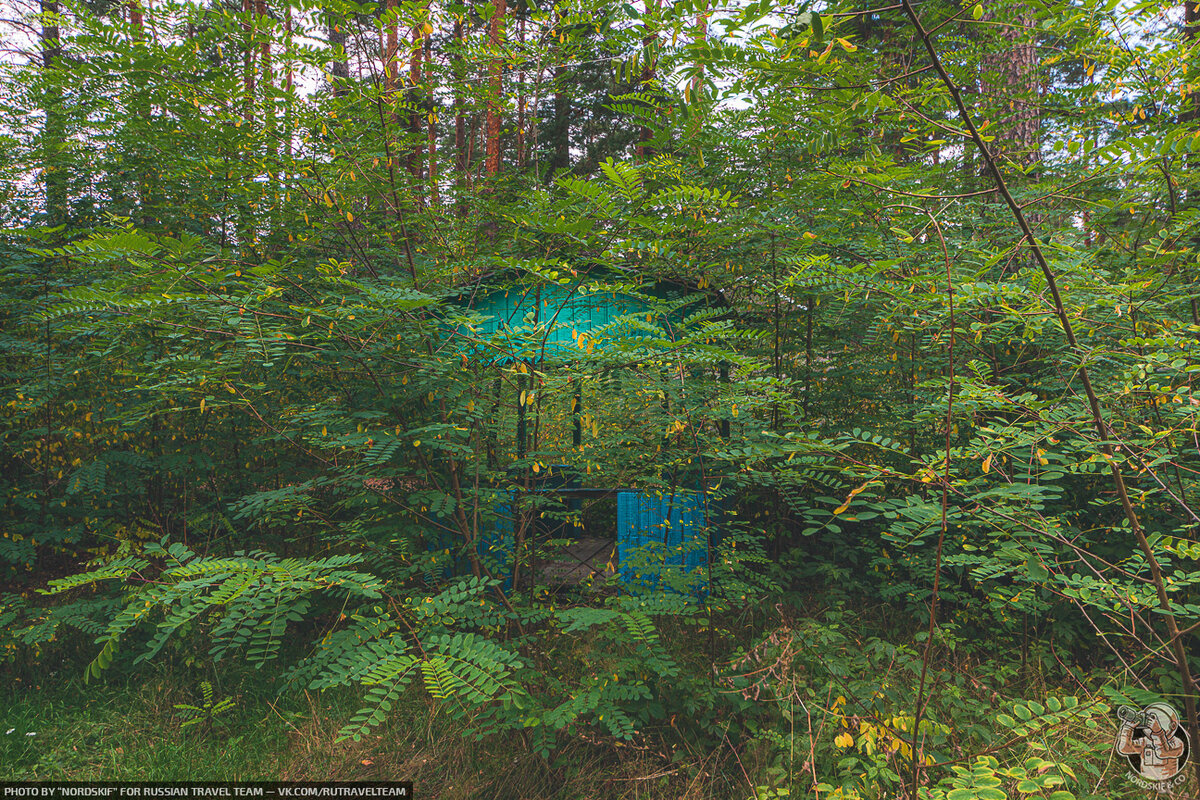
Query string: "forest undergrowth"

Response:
xmin=0 ymin=585 xmax=1149 ymax=799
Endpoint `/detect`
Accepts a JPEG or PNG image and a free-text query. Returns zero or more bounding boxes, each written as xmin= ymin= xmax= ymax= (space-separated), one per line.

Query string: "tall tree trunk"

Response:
xmin=453 ymin=17 xmax=467 ymax=212
xmin=1185 ymin=0 xmax=1200 ymax=204
xmin=328 ymin=10 xmax=349 ymax=97
xmin=982 ymin=0 xmax=1039 ymax=167
xmin=485 ymin=0 xmax=506 ymax=176
xmin=128 ymin=0 xmax=149 ymax=225
xmin=409 ymin=10 xmax=425 ymax=205
xmin=635 ymin=0 xmax=659 ymax=159
xmin=284 ymin=3 xmax=294 ymax=159
xmin=547 ymin=11 xmax=568 ymax=181
xmin=383 ymin=0 xmax=400 ymax=189
xmin=256 ymin=0 xmax=271 ymax=141
xmin=242 ymin=0 xmax=255 ymax=122
xmin=41 ymin=0 xmax=66 ymax=230
xmin=516 ymin=4 xmax=526 ymax=168
xmin=426 ymin=32 xmax=438 ymax=205
xmin=384 ymin=0 xmax=399 ymax=97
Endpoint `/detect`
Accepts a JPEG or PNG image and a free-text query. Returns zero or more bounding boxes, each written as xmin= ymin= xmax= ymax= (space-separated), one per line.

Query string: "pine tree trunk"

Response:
xmin=516 ymin=6 xmax=526 ymax=168
xmin=546 ymin=11 xmax=568 ymax=182
xmin=982 ymin=0 xmax=1039 ymax=167
xmin=384 ymin=0 xmax=398 ymax=98
xmin=636 ymin=0 xmax=659 ymax=159
xmin=242 ymin=0 xmax=255 ymax=122
xmin=1185 ymin=0 xmax=1199 ymax=204
xmin=409 ymin=11 xmax=425 ymax=204
xmin=383 ymin=0 xmax=401 ymax=191
xmin=129 ymin=0 xmax=148 ymax=224
xmin=41 ymin=0 xmax=66 ymax=230
xmin=453 ymin=17 xmax=467 ymax=212
xmin=426 ymin=32 xmax=438 ymax=205
xmin=485 ymin=0 xmax=506 ymax=176
xmin=284 ymin=3 xmax=294 ymax=159
xmin=328 ymin=12 xmax=348 ymax=97
xmin=257 ymin=0 xmax=271 ymax=141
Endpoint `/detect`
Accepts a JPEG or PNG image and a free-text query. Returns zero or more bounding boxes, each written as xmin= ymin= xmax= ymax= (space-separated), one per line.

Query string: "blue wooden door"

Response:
xmin=616 ymin=490 xmax=709 ymax=592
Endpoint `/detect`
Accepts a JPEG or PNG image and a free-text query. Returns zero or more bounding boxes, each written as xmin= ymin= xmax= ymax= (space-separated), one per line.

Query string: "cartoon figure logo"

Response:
xmin=1115 ymin=702 xmax=1189 ymax=786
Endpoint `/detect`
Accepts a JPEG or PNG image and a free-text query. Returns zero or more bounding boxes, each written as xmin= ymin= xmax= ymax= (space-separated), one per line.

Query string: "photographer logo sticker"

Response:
xmin=1115 ymin=702 xmax=1190 ymax=790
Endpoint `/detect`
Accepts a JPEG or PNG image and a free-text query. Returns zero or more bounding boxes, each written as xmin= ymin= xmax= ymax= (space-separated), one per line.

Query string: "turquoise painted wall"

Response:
xmin=457 ymin=282 xmax=656 ymax=362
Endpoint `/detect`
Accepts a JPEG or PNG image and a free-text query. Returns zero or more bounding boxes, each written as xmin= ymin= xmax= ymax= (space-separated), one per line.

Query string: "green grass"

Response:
xmin=0 ymin=606 xmax=1181 ymax=799
xmin=0 ymin=663 xmax=682 ymax=798
xmin=2 ymin=669 xmax=295 ymax=779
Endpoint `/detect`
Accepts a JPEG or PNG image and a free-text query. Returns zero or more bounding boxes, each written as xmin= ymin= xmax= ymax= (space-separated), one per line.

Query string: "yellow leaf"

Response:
xmin=982 ymin=454 xmax=992 ymax=474
xmin=834 ymin=481 xmax=870 ymax=515
xmin=835 ymin=37 xmax=857 ymax=52
xmin=414 ymin=439 xmax=421 ymax=447
xmin=835 ymin=732 xmax=854 ymax=748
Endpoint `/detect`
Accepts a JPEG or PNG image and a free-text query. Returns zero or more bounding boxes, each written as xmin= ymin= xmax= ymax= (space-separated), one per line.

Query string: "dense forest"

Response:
xmin=2 ymin=0 xmax=1200 ymax=795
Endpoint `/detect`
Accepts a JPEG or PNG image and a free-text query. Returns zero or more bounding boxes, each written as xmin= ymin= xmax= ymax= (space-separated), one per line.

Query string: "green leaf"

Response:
xmin=1025 ymin=557 xmax=1049 ymax=581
